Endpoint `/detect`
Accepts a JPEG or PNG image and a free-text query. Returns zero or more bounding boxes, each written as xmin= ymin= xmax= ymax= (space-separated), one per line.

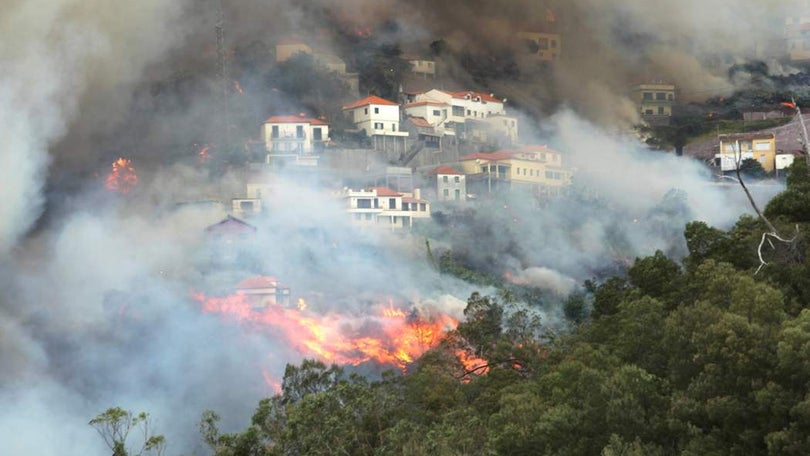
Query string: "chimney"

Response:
xmin=414 ymin=188 xmax=421 ymax=200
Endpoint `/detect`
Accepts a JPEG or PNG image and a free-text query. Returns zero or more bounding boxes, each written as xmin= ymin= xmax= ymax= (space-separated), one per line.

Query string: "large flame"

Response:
xmin=105 ymin=157 xmax=138 ymax=193
xmin=192 ymin=291 xmax=460 ymax=370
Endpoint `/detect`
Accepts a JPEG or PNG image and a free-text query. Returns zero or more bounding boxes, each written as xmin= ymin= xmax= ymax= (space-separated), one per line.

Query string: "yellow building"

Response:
xmin=632 ymin=82 xmax=675 ymax=123
xmin=517 ymin=31 xmax=561 ymax=61
xmin=275 ymin=42 xmax=313 ymax=62
xmin=459 ymin=145 xmax=573 ymax=196
xmin=716 ymin=133 xmax=777 ymax=173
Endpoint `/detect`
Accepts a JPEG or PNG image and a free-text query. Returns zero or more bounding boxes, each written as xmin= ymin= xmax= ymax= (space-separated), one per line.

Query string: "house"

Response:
xmin=341 ymin=186 xmax=430 ymax=230
xmin=405 ymin=89 xmax=509 ymax=140
xmin=261 ymin=115 xmax=330 ymax=167
xmin=235 ymin=275 xmax=291 ymax=308
xmin=459 ymin=145 xmax=573 ymax=197
xmin=517 ymin=30 xmax=562 ymax=61
xmin=431 ymin=166 xmax=467 ymax=202
xmin=205 ymin=215 xmax=258 ymax=265
xmin=342 ymin=96 xmax=409 ymax=138
xmin=632 ymin=82 xmax=676 ymax=125
xmin=715 ymin=133 xmax=777 ymax=173
xmin=403 ymin=55 xmax=437 ymax=79
xmin=275 ymin=41 xmax=360 ymax=96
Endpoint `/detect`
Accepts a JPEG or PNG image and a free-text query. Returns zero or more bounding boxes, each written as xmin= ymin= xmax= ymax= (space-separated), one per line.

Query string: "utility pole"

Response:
xmin=792 ymin=97 xmax=810 ymax=166
xmin=215 ymin=0 xmax=231 ymax=156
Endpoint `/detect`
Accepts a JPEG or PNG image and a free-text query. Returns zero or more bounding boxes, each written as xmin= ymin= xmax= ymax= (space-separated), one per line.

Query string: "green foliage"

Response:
xmin=89 ymin=407 xmax=165 ymax=456
xmin=765 ymin=159 xmax=810 ymax=223
xmin=739 ymin=157 xmax=768 ymax=180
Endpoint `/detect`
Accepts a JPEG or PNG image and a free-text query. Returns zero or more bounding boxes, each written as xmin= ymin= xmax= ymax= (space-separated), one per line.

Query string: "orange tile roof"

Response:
xmin=460 ymin=150 xmax=516 ymax=161
xmin=408 ymin=117 xmax=432 ymax=127
xmin=431 ymin=166 xmax=463 ymax=175
xmin=449 ymin=91 xmax=503 ymax=103
xmin=342 ymin=95 xmax=399 ymax=110
xmin=265 ymin=115 xmax=327 ymax=125
xmin=370 ymin=186 xmax=401 ymax=197
xmin=405 ymin=100 xmax=449 ymax=108
xmin=236 ymin=276 xmax=281 ymax=290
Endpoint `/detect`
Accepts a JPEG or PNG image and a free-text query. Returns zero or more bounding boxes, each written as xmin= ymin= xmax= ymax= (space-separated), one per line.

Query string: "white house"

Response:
xmin=341 ymin=187 xmax=430 ymax=230
xmin=431 ymin=166 xmax=467 ymax=202
xmin=406 ymin=89 xmax=509 ymax=140
xmin=342 ymin=96 xmax=408 ymax=137
xmin=261 ymin=115 xmax=330 ymax=166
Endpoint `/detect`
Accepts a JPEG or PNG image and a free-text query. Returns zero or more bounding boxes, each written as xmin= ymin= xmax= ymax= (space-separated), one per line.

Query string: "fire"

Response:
xmin=193 ymin=291 xmax=460 ymax=371
xmin=233 ymin=80 xmax=244 ymax=95
xmin=105 ymin=157 xmax=138 ymax=194
xmin=197 ymin=144 xmax=211 ymax=163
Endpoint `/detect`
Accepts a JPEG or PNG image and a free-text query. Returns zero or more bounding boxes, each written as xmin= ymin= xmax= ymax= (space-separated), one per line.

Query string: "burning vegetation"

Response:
xmin=104 ymin=157 xmax=138 ymax=194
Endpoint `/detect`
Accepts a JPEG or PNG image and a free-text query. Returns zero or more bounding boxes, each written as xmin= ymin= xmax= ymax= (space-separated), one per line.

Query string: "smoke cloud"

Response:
xmin=0 ymin=1 xmax=795 ymax=454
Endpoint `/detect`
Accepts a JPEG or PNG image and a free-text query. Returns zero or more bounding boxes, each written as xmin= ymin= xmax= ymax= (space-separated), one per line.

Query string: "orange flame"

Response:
xmin=193 ymin=291 xmax=459 ymax=370
xmin=197 ymin=144 xmax=211 ymax=163
xmin=105 ymin=157 xmax=138 ymax=194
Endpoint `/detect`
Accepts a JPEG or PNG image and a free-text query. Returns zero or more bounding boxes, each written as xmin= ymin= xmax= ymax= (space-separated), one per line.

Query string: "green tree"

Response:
xmin=89 ymin=407 xmax=165 ymax=456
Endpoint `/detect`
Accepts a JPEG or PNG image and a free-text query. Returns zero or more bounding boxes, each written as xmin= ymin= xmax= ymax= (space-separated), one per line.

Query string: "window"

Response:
xmin=433 ymin=109 xmax=441 ymax=116
xmin=481 ymin=165 xmax=488 ymax=173
xmin=454 ymin=189 xmax=461 ymax=200
xmin=313 ymin=127 xmax=322 ymax=140
xmin=389 ymin=198 xmax=396 ymax=209
xmin=374 ymin=107 xmax=379 ymax=114
xmin=357 ymin=199 xmax=371 ymax=209
xmin=443 ymin=189 xmax=449 ymax=197
xmin=443 ymin=175 xmax=448 ymax=183
xmin=420 ymin=203 xmax=426 ymax=211
xmin=645 ymin=109 xmax=654 ymax=115
xmin=374 ymin=122 xmax=384 ymax=129
xmin=667 ymin=93 xmax=674 ymax=101
xmin=658 ymin=107 xmax=665 ymax=115
xmin=364 ymin=108 xmax=368 ymax=114
xmin=239 ymin=201 xmax=254 ymax=211
xmin=545 ymin=170 xmax=553 ymax=178
xmin=392 ymin=124 xmax=396 ymax=131
xmin=554 ymin=172 xmax=562 ymax=179
xmin=402 ymin=202 xmax=409 ymax=211
xmin=538 ymin=38 xmax=549 ymax=50
xmin=656 ymin=92 xmax=666 ymax=100
xmin=498 ymin=166 xmax=507 ymax=175
xmin=643 ymin=92 xmax=653 ymax=100
xmin=452 ymin=106 xmax=464 ymax=116
xmin=466 ymin=109 xmax=471 ymax=116
xmin=296 ymin=125 xmax=304 ymax=138
xmin=271 ymin=125 xmax=279 ymax=138
xmin=454 ymin=176 xmax=460 ymax=183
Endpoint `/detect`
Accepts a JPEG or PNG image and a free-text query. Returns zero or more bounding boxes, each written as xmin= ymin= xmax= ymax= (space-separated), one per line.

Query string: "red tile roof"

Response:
xmin=265 ymin=115 xmax=327 ymax=125
xmin=460 ymin=150 xmax=516 ymax=161
xmin=408 ymin=117 xmax=432 ymax=127
xmin=405 ymin=101 xmax=449 ymax=108
xmin=370 ymin=186 xmax=401 ymax=197
xmin=431 ymin=166 xmax=463 ymax=175
xmin=449 ymin=91 xmax=503 ymax=103
xmin=236 ymin=276 xmax=281 ymax=290
xmin=342 ymin=96 xmax=399 ymax=110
